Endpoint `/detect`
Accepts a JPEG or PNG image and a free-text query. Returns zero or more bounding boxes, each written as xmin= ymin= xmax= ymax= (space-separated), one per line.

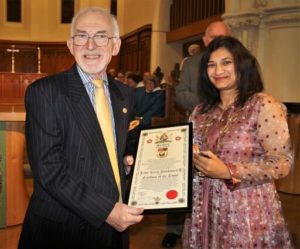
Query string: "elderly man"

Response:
xmin=18 ymin=7 xmax=143 ymax=249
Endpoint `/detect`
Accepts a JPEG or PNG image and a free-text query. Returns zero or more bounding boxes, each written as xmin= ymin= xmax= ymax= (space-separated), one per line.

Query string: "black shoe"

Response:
xmin=162 ymin=233 xmax=179 ymax=248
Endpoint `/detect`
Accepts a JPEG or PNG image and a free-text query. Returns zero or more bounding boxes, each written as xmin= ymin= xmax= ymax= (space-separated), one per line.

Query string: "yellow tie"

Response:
xmin=93 ymin=79 xmax=122 ymax=202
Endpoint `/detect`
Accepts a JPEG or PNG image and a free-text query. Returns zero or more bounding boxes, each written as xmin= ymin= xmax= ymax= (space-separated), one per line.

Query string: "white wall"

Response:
xmin=0 ymin=0 xmax=109 ymax=41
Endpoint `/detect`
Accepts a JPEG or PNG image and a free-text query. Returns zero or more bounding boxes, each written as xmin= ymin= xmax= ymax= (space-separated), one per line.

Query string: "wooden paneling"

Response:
xmin=0 ymin=37 xmax=150 ymax=78
xmin=119 ymin=25 xmax=151 ymax=74
xmin=0 ymin=73 xmax=46 ymax=100
xmin=0 ymin=45 xmax=16 ymax=72
xmin=138 ymin=31 xmax=151 ymax=74
xmin=120 ymin=35 xmax=138 ymax=72
xmin=107 ymin=55 xmax=120 ymax=72
xmin=0 ymin=41 xmax=74 ymax=74
xmin=16 ymin=47 xmax=37 ymax=73
xmin=41 ymin=45 xmax=74 ymax=74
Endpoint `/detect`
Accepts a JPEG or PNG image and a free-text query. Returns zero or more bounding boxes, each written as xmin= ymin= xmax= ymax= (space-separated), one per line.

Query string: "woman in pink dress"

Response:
xmin=182 ymin=36 xmax=294 ymax=249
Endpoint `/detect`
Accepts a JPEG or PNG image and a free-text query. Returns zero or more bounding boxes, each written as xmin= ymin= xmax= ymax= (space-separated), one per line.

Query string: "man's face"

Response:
xmin=144 ymin=80 xmax=155 ymax=93
xmin=203 ymin=22 xmax=230 ymax=47
xmin=143 ymin=72 xmax=151 ymax=82
xmin=67 ymin=11 xmax=121 ymax=78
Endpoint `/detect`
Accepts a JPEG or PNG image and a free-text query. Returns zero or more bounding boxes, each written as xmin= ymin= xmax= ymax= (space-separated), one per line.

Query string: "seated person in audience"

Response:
xmin=136 ymin=71 xmax=151 ymax=88
xmin=179 ymin=43 xmax=201 ymax=71
xmin=134 ymin=74 xmax=165 ymax=128
xmin=115 ymin=71 xmax=126 ymax=83
xmin=125 ymin=73 xmax=142 ymax=88
xmin=107 ymin=68 xmax=117 ymax=78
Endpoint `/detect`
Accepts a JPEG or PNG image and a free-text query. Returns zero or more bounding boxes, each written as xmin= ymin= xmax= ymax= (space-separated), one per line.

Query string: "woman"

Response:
xmin=182 ymin=36 xmax=294 ymax=248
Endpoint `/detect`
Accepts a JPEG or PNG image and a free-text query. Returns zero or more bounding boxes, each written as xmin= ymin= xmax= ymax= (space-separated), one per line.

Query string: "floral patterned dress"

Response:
xmin=182 ymin=93 xmax=294 ymax=249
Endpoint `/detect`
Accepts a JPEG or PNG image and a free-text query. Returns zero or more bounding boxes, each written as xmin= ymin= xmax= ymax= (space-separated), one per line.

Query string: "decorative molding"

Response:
xmin=264 ymin=3 xmax=300 ymax=12
xmin=222 ymin=13 xmax=261 ymax=29
xmin=263 ymin=11 xmax=300 ymax=27
xmin=262 ymin=4 xmax=300 ymax=27
xmin=255 ymin=0 xmax=268 ymax=9
xmin=224 ymin=3 xmax=300 ymax=29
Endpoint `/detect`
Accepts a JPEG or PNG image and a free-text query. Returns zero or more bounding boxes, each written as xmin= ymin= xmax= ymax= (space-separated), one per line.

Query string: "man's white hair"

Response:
xmin=188 ymin=44 xmax=200 ymax=56
xmin=69 ymin=7 xmax=120 ymax=39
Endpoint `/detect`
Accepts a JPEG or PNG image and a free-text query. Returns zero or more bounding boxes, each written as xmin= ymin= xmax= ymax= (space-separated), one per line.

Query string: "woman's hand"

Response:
xmin=193 ymin=150 xmax=231 ymax=179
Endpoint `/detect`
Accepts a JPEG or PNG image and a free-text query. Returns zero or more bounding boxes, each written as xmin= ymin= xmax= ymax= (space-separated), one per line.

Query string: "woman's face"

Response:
xmin=207 ymin=47 xmax=237 ymax=93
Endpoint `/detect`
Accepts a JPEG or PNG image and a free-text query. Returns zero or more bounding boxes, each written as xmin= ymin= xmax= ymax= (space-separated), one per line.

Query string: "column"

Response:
xmin=150 ymin=0 xmax=182 ymax=76
xmin=262 ymin=0 xmax=300 ymax=102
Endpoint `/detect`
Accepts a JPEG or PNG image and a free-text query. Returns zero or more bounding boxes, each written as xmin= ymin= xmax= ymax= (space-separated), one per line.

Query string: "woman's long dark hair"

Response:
xmin=198 ymin=36 xmax=264 ymax=113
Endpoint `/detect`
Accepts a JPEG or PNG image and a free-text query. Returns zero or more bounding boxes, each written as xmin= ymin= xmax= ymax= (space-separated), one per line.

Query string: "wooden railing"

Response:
xmin=170 ymin=0 xmax=225 ymax=30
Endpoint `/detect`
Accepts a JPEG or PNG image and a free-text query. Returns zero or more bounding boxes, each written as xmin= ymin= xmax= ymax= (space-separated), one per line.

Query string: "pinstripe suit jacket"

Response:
xmin=22 ymin=64 xmax=134 ymax=246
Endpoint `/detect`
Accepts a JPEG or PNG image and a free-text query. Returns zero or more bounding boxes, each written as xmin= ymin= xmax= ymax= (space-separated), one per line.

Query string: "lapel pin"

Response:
xmin=122 ymin=107 xmax=128 ymax=114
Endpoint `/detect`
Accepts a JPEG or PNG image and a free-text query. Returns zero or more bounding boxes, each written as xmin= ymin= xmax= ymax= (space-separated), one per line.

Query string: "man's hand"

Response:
xmin=106 ymin=203 xmax=144 ymax=232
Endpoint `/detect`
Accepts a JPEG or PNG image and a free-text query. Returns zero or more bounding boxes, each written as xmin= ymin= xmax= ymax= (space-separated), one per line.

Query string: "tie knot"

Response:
xmin=92 ymin=79 xmax=104 ymax=89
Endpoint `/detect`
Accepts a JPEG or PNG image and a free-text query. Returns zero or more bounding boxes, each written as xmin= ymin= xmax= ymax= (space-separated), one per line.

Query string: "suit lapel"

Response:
xmin=108 ymin=79 xmax=129 ymax=196
xmin=66 ymin=66 xmax=117 ymax=189
xmin=109 ymin=81 xmax=126 ymax=154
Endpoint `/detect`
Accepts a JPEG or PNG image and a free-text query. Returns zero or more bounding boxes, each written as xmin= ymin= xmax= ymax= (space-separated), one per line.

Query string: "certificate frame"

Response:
xmin=126 ymin=123 xmax=192 ymax=214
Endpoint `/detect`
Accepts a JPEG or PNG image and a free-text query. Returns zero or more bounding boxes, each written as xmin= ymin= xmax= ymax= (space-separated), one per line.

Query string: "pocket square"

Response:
xmin=128 ymin=119 xmax=140 ymax=131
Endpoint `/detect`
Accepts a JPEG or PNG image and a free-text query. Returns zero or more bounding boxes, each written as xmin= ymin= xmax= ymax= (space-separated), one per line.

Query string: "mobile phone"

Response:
xmin=199 ymin=152 xmax=210 ymax=158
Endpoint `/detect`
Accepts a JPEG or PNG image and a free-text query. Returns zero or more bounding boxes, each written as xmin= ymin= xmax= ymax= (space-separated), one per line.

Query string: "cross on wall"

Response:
xmin=6 ymin=45 xmax=20 ymax=73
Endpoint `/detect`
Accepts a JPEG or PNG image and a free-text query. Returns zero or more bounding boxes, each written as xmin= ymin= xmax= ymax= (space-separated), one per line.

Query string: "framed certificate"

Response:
xmin=126 ymin=123 xmax=192 ymax=214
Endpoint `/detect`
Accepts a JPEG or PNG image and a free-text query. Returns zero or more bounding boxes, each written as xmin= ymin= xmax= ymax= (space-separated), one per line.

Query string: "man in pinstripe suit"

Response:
xmin=18 ymin=7 xmax=143 ymax=249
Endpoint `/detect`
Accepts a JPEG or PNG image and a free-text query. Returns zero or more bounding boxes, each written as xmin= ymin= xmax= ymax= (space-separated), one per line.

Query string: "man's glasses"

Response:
xmin=72 ymin=33 xmax=116 ymax=47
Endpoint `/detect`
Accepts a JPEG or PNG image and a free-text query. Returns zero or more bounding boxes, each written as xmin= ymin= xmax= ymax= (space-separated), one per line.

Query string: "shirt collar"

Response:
xmin=76 ymin=64 xmax=109 ymax=86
